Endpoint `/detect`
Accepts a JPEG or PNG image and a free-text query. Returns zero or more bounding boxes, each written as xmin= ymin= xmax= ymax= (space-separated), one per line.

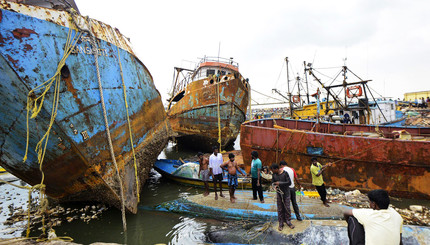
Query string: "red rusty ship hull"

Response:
xmin=240 ymin=119 xmax=430 ymax=199
xmin=168 ymin=62 xmax=249 ymax=151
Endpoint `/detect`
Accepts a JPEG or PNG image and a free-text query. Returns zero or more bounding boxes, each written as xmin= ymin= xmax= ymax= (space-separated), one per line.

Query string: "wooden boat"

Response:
xmin=167 ymin=57 xmax=250 ymax=151
xmin=154 ymin=159 xmax=251 ymax=189
xmin=0 ymin=1 xmax=170 ymax=213
xmin=240 ymin=119 xmax=430 ymax=199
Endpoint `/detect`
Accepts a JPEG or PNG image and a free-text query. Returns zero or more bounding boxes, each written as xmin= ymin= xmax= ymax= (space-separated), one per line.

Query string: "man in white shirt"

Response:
xmin=209 ymin=145 xmax=224 ymax=200
xmin=280 ymin=160 xmax=302 ymax=221
xmin=343 ymin=189 xmax=403 ymax=245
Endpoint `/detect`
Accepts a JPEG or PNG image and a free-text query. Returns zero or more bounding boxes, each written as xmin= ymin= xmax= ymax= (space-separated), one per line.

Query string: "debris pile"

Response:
xmin=4 ymin=201 xmax=108 ymax=233
xmin=394 ymin=205 xmax=430 ymax=226
xmin=306 ymin=188 xmax=430 ymax=226
xmin=403 ymin=110 xmax=430 ymax=126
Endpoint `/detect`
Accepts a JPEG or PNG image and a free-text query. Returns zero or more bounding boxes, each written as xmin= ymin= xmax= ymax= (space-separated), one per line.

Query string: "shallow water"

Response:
xmin=1 ymin=136 xmax=429 ymax=244
xmin=0 ymin=140 xmax=240 ymax=244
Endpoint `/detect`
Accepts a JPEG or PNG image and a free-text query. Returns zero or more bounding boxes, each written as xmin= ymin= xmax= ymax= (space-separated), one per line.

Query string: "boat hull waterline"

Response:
xmin=240 ymin=119 xmax=430 ymax=199
xmin=0 ymin=2 xmax=170 ymax=213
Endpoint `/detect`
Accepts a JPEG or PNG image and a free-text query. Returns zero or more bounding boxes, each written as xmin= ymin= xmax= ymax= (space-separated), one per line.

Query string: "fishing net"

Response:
xmin=172 ymin=163 xmax=200 ymax=179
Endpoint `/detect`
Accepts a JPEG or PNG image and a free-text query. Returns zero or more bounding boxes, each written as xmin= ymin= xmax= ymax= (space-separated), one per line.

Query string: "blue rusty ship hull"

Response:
xmin=0 ymin=2 xmax=170 ymax=213
xmin=168 ymin=75 xmax=249 ymax=151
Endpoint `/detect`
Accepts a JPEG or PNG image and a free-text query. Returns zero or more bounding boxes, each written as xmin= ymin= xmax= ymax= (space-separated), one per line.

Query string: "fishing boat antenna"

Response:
xmin=303 ymin=61 xmax=310 ymax=104
xmin=285 ymin=57 xmax=293 ymax=117
xmin=217 ymin=42 xmax=221 ymax=62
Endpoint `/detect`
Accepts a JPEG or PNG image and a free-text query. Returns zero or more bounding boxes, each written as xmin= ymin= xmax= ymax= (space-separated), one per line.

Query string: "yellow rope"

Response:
xmin=216 ymin=77 xmax=222 ymax=151
xmin=21 ymin=27 xmax=81 ymax=238
xmin=116 ymin=46 xmax=140 ymax=202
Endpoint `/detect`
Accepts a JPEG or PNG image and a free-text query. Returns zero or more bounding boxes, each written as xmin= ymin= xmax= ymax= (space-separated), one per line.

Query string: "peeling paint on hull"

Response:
xmin=240 ymin=119 xmax=430 ymax=199
xmin=168 ymin=77 xmax=249 ymax=151
xmin=0 ymin=2 xmax=170 ymax=213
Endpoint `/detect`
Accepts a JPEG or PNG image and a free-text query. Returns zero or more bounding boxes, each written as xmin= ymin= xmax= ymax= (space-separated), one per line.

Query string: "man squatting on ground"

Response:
xmin=344 ymin=189 xmax=403 ymax=245
xmin=280 ymin=160 xmax=303 ymax=221
xmin=271 ymin=163 xmax=295 ymax=230
xmin=220 ymin=153 xmax=246 ymax=203
xmin=209 ymin=145 xmax=224 ymax=200
xmin=250 ymin=151 xmax=264 ymax=203
xmin=310 ymin=157 xmax=333 ymax=207
xmin=197 ymin=152 xmax=210 ymax=196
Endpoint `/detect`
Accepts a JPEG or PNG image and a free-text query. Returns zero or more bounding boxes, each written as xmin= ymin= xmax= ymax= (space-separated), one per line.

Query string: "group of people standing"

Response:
xmin=415 ymin=97 xmax=430 ymax=108
xmin=198 ymin=148 xmax=403 ymax=244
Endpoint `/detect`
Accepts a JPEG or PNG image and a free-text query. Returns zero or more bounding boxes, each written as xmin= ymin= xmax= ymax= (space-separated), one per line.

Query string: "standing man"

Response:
xmin=220 ymin=153 xmax=246 ymax=203
xmin=197 ymin=152 xmax=210 ymax=196
xmin=271 ymin=163 xmax=294 ymax=230
xmin=310 ymin=157 xmax=332 ymax=207
xmin=250 ymin=151 xmax=264 ymax=203
xmin=343 ymin=189 xmax=403 ymax=245
xmin=280 ymin=160 xmax=302 ymax=221
xmin=209 ymin=145 xmax=224 ymax=200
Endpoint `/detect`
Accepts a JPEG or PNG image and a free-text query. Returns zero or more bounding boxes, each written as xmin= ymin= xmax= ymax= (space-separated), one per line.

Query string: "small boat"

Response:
xmin=167 ymin=56 xmax=250 ymax=151
xmin=0 ymin=1 xmax=170 ymax=213
xmin=154 ymin=159 xmax=251 ymax=189
xmin=240 ymin=119 xmax=430 ymax=199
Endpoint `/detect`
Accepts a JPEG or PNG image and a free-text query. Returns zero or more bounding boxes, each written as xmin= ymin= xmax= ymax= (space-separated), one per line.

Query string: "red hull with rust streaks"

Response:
xmin=240 ymin=119 xmax=430 ymax=199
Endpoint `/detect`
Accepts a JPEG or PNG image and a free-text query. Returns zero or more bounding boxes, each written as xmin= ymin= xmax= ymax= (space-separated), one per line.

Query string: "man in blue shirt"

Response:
xmin=250 ymin=151 xmax=264 ymax=203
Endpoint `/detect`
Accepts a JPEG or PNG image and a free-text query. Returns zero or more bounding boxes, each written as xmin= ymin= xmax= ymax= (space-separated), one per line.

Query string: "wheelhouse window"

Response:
xmin=206 ymin=69 xmax=215 ymax=77
xmin=217 ymin=70 xmax=226 ymax=75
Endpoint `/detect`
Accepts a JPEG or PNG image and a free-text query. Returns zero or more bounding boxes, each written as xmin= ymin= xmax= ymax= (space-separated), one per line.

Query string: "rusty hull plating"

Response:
xmin=168 ymin=61 xmax=249 ymax=151
xmin=240 ymin=119 xmax=430 ymax=199
xmin=0 ymin=2 xmax=170 ymax=213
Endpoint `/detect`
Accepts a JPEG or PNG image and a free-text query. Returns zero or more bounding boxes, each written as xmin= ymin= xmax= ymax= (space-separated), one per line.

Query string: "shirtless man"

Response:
xmin=197 ymin=152 xmax=210 ymax=196
xmin=220 ymin=153 xmax=246 ymax=203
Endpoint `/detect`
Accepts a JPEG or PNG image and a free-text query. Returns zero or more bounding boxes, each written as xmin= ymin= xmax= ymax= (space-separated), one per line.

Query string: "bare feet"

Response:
xmin=287 ymin=222 xmax=295 ymax=229
xmin=215 ymin=194 xmax=218 ymax=200
xmin=220 ymin=193 xmax=225 ymax=198
xmin=260 ymin=200 xmax=265 ymax=203
xmin=203 ymin=192 xmax=209 ymax=197
xmin=233 ymin=196 xmax=237 ymax=199
xmin=230 ymin=198 xmax=235 ymax=203
xmin=278 ymin=226 xmax=283 ymax=231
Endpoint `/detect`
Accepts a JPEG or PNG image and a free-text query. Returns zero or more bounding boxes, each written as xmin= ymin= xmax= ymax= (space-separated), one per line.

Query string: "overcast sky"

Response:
xmin=75 ymin=0 xmax=430 ymax=106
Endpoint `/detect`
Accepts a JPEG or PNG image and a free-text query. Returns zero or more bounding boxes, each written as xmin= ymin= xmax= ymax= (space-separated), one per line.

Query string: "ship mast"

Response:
xmin=303 ymin=61 xmax=310 ymax=104
xmin=285 ymin=57 xmax=293 ymax=117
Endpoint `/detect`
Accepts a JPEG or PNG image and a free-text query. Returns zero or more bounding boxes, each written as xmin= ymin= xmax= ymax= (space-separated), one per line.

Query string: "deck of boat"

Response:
xmin=151 ymin=190 xmax=349 ymax=220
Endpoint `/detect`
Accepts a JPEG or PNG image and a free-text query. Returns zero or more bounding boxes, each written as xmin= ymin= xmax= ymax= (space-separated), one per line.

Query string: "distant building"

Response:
xmin=404 ymin=90 xmax=430 ymax=101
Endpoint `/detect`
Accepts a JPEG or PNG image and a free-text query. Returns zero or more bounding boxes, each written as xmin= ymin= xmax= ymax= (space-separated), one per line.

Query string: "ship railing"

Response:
xmin=171 ymin=72 xmax=193 ymax=98
xmin=197 ymin=56 xmax=239 ymax=69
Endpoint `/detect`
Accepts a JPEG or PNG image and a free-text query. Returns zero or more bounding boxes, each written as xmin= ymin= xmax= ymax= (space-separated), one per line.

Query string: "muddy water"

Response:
xmin=1 ymin=136 xmax=429 ymax=244
xmin=0 ymin=139 xmax=240 ymax=244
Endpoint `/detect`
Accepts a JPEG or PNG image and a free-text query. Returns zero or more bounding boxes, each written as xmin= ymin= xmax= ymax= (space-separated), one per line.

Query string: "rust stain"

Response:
xmin=240 ymin=119 xmax=430 ymax=199
xmin=23 ymin=43 xmax=32 ymax=51
xmin=168 ymin=75 xmax=248 ymax=149
xmin=12 ymin=27 xmax=37 ymax=39
xmin=6 ymin=54 xmax=19 ymax=68
xmin=63 ymin=75 xmax=92 ymax=130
